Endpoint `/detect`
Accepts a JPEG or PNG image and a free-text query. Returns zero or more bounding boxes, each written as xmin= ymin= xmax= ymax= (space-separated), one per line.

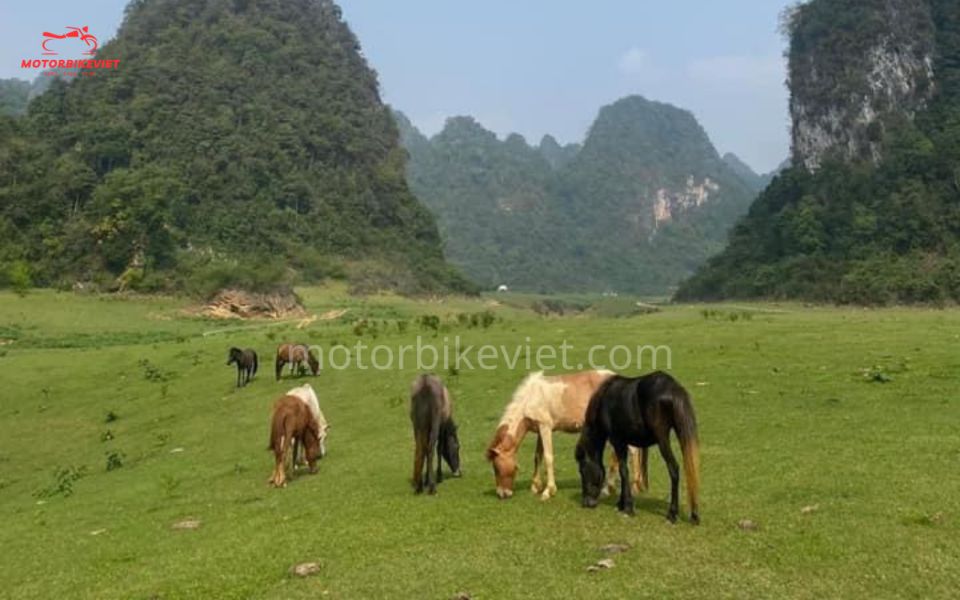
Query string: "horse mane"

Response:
xmin=485 ymin=371 xmax=550 ymax=459
xmin=286 ymin=384 xmax=327 ymax=430
xmin=497 ymin=371 xmax=546 ymax=425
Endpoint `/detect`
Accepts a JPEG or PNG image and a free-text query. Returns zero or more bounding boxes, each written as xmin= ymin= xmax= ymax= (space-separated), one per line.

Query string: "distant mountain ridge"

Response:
xmin=397 ymin=95 xmax=758 ymax=293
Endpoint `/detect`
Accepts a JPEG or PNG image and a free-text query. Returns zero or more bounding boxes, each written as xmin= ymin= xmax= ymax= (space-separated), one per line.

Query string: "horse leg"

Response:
xmin=657 ymin=436 xmax=680 ymax=523
xmin=435 ymin=437 xmax=443 ymax=484
xmin=639 ymin=446 xmax=650 ymax=492
xmin=413 ymin=431 xmax=426 ymax=493
xmin=614 ymin=442 xmax=634 ymax=515
xmin=530 ymin=434 xmax=544 ymax=494
xmin=275 ymin=358 xmax=283 ymax=381
xmin=628 ymin=447 xmax=643 ymax=494
xmin=603 ymin=450 xmax=619 ymax=497
xmin=425 ymin=422 xmax=440 ymax=494
xmin=537 ymin=424 xmax=557 ymax=500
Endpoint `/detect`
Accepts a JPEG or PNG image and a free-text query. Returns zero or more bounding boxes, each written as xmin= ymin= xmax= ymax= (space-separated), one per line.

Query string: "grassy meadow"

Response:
xmin=0 ymin=287 xmax=958 ymax=598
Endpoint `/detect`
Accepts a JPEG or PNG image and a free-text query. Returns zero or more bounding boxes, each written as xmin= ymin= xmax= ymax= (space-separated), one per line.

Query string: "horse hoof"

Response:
xmin=530 ymin=483 xmax=543 ymax=494
xmin=691 ymin=513 xmax=701 ymax=525
xmin=666 ymin=512 xmax=678 ymax=523
xmin=427 ymin=487 xmax=437 ymax=495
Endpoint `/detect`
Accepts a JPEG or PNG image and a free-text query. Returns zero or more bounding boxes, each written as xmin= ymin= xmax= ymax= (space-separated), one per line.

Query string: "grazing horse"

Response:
xmin=286 ymin=383 xmax=329 ymax=464
xmin=267 ymin=394 xmax=320 ymax=488
xmin=485 ymin=370 xmax=647 ymax=500
xmin=410 ymin=374 xmax=461 ymax=494
xmin=226 ymin=347 xmax=258 ymax=387
xmin=275 ymin=343 xmax=319 ymax=380
xmin=576 ymin=371 xmax=701 ymax=524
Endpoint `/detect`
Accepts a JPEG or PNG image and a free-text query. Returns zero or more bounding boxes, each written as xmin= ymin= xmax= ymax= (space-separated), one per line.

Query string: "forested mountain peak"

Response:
xmin=677 ymin=0 xmax=960 ymax=304
xmin=0 ymin=0 xmax=470 ymax=294
xmin=398 ymin=95 xmax=757 ymax=293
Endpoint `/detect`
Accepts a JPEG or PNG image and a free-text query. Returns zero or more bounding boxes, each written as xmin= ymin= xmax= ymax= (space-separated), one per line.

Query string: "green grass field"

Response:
xmin=1 ymin=288 xmax=958 ymax=598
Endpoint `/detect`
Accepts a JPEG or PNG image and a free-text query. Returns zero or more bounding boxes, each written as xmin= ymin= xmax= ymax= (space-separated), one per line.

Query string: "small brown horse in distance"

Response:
xmin=275 ymin=343 xmax=319 ymax=380
xmin=267 ymin=394 xmax=320 ymax=487
xmin=410 ymin=374 xmax=461 ymax=494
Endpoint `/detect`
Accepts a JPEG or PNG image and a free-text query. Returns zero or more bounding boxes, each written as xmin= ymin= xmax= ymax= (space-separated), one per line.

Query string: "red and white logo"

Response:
xmin=42 ymin=26 xmax=99 ymax=55
xmin=19 ymin=25 xmax=119 ymax=75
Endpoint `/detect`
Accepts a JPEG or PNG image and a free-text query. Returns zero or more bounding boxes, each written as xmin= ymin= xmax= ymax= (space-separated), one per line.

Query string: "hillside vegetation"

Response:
xmin=0 ymin=0 xmax=472 ymax=296
xmin=678 ymin=0 xmax=960 ymax=304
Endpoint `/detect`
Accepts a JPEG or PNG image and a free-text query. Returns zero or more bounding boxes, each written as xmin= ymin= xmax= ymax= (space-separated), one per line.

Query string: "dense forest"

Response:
xmin=678 ymin=0 xmax=960 ymax=304
xmin=0 ymin=0 xmax=472 ymax=296
xmin=398 ymin=97 xmax=759 ymax=294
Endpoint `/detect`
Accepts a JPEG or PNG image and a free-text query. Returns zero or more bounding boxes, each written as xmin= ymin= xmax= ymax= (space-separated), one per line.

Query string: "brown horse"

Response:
xmin=267 ymin=394 xmax=320 ymax=488
xmin=275 ymin=343 xmax=319 ymax=380
xmin=410 ymin=374 xmax=461 ymax=494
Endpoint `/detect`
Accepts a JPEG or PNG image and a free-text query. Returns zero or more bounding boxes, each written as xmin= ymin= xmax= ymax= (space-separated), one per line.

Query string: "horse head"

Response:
xmin=440 ymin=420 xmax=461 ymax=477
xmin=575 ymin=437 xmax=605 ymax=508
xmin=226 ymin=347 xmax=241 ymax=366
xmin=486 ymin=425 xmax=518 ymax=499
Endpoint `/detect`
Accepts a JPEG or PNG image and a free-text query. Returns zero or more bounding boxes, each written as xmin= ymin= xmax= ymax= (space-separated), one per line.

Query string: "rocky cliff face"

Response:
xmin=677 ymin=0 xmax=960 ymax=304
xmin=788 ymin=0 xmax=937 ymax=171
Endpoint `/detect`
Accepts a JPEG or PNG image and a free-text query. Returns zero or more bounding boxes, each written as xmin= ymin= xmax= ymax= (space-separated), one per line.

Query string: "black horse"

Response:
xmin=575 ymin=371 xmax=701 ymax=524
xmin=410 ymin=374 xmax=461 ymax=494
xmin=227 ymin=347 xmax=258 ymax=388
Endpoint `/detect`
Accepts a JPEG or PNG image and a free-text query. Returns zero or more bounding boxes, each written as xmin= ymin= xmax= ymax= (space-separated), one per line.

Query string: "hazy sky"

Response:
xmin=2 ymin=0 xmax=793 ymax=172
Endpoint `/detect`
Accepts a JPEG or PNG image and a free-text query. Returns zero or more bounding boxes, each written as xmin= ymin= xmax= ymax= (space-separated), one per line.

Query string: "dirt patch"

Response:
xmin=198 ymin=289 xmax=306 ymax=320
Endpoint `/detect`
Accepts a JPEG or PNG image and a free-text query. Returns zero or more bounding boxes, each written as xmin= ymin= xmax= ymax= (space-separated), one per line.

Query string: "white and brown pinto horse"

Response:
xmin=267 ymin=394 xmax=320 ymax=488
xmin=485 ymin=370 xmax=647 ymax=500
xmin=286 ymin=383 xmax=329 ymax=463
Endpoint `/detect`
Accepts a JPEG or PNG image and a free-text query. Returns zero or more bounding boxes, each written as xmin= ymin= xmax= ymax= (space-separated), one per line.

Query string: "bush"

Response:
xmin=7 ymin=261 xmax=32 ymax=296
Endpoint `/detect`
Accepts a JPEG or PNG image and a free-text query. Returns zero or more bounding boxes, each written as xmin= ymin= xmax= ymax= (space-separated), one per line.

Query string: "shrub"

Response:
xmin=7 ymin=261 xmax=32 ymax=297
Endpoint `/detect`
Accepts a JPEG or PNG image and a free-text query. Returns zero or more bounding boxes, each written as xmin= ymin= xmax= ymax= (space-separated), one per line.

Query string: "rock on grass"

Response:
xmin=171 ymin=518 xmax=201 ymax=530
xmin=737 ymin=519 xmax=758 ymax=531
xmin=291 ymin=562 xmax=322 ymax=577
xmin=586 ymin=558 xmax=616 ymax=572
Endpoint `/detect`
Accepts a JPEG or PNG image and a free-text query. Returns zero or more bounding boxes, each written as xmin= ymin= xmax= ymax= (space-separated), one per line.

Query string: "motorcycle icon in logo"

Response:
xmin=42 ymin=26 xmax=99 ymax=56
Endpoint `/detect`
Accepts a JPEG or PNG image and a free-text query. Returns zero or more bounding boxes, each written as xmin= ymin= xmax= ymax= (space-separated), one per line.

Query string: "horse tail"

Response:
xmin=252 ymin=351 xmax=259 ymax=376
xmin=673 ymin=388 xmax=700 ymax=520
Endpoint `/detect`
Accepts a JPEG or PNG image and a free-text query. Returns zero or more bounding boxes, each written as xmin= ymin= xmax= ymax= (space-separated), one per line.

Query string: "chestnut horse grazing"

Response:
xmin=286 ymin=383 xmax=329 ymax=462
xmin=576 ymin=371 xmax=700 ymax=524
xmin=485 ymin=370 xmax=647 ymax=500
xmin=410 ymin=374 xmax=461 ymax=494
xmin=275 ymin=343 xmax=319 ymax=380
xmin=267 ymin=394 xmax=320 ymax=488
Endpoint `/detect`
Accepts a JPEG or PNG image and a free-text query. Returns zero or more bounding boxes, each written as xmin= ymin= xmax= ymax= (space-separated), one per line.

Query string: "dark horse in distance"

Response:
xmin=410 ymin=374 xmax=461 ymax=494
xmin=575 ymin=371 xmax=701 ymax=524
xmin=227 ymin=347 xmax=258 ymax=388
